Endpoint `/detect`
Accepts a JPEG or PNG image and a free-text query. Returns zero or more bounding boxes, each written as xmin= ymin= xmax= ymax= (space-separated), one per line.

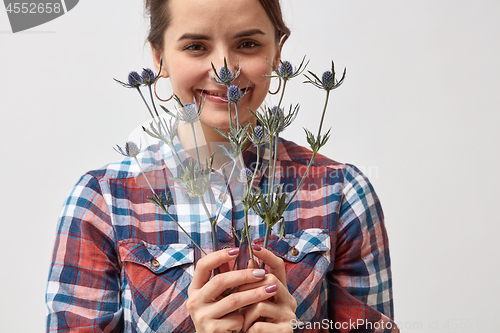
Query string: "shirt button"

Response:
xmin=289 ymin=247 xmax=299 ymax=256
xmin=218 ymin=192 xmax=228 ymax=203
xmin=151 ymin=259 xmax=160 ymax=268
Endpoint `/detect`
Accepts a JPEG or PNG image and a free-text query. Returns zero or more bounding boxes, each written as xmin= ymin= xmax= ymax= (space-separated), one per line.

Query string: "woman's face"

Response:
xmin=153 ymin=0 xmax=280 ymax=136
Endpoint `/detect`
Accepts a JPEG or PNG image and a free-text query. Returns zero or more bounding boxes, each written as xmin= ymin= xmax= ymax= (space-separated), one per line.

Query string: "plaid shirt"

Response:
xmin=46 ymin=137 xmax=397 ymax=333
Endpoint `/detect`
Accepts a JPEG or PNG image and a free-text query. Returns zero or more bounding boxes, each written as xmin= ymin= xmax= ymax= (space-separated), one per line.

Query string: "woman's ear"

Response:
xmin=273 ymin=47 xmax=282 ymax=69
xmin=150 ymin=42 xmax=169 ymax=78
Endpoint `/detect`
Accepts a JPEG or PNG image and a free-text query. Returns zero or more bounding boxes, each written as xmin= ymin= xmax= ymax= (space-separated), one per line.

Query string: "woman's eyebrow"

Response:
xmin=178 ymin=33 xmax=211 ymax=41
xmin=233 ymin=29 xmax=266 ymax=39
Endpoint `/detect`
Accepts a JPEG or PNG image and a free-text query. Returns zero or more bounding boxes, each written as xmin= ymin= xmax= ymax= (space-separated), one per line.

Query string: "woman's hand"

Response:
xmin=187 ymin=248 xmax=280 ymax=333
xmin=238 ymin=245 xmax=297 ymax=333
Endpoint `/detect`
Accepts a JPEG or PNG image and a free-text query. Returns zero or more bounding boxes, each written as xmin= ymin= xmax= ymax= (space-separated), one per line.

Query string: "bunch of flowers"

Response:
xmin=114 ymin=57 xmax=345 ymax=272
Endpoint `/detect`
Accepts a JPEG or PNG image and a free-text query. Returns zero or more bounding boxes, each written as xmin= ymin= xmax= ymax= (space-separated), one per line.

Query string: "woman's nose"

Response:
xmin=211 ymin=50 xmax=239 ymax=76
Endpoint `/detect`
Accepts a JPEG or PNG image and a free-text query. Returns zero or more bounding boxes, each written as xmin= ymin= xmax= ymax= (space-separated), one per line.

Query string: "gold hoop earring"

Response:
xmin=154 ymin=76 xmax=174 ymax=102
xmin=268 ymin=77 xmax=281 ymax=95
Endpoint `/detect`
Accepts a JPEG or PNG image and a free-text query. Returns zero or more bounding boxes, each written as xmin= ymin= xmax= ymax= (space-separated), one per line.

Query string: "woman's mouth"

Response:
xmin=197 ymin=87 xmax=250 ymax=103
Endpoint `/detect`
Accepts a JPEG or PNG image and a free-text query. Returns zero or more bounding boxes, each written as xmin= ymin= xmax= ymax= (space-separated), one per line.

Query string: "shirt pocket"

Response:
xmin=254 ymin=228 xmax=331 ymax=263
xmin=118 ymin=239 xmax=195 ymax=331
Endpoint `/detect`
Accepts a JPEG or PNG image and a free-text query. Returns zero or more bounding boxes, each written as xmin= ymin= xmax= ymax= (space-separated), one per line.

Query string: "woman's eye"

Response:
xmin=239 ymin=41 xmax=260 ymax=49
xmin=183 ymin=43 xmax=205 ymax=52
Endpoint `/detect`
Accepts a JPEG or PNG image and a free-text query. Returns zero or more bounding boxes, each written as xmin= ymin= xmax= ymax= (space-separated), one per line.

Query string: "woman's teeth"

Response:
xmin=204 ymin=91 xmax=225 ymax=97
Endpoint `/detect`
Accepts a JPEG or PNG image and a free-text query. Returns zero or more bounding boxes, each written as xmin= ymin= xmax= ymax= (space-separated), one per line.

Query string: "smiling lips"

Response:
xmin=197 ymin=87 xmax=250 ymax=103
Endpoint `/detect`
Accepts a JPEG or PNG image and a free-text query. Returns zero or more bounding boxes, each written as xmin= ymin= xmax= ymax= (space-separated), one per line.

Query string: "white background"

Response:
xmin=1 ymin=0 xmax=499 ymax=332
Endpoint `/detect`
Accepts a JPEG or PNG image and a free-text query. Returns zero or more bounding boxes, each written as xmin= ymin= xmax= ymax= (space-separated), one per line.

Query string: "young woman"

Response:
xmin=46 ymin=0 xmax=396 ymax=332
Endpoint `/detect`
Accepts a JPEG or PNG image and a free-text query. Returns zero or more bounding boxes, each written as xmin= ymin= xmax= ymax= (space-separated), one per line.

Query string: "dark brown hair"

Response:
xmin=145 ymin=0 xmax=291 ymax=51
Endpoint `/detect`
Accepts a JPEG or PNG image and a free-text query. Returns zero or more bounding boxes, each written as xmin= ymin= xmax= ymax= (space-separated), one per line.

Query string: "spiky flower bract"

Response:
xmin=171 ymin=159 xmax=213 ymax=199
xmin=304 ymin=61 xmax=346 ymax=91
xmin=251 ymin=104 xmax=299 ymax=136
xmin=114 ymin=141 xmax=141 ymax=158
xmin=266 ymin=56 xmax=309 ymax=81
xmin=143 ymin=114 xmax=180 ymax=146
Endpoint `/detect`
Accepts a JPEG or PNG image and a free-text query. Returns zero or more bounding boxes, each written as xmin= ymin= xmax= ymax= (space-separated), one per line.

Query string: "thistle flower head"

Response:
xmin=227 ymin=85 xmax=242 ymax=103
xmin=219 ymin=67 xmax=233 ymax=83
xmin=322 ymin=71 xmax=334 ymax=88
xmin=250 ymin=125 xmax=269 ymax=146
xmin=304 ymin=60 xmax=346 ymax=91
xmin=210 ymin=58 xmax=241 ymax=87
xmin=114 ymin=141 xmax=141 ymax=158
xmin=127 ymin=71 xmax=142 ymax=88
xmin=141 ymin=68 xmax=157 ymax=86
xmin=238 ymin=168 xmax=254 ymax=184
xmin=176 ymin=96 xmax=204 ymax=124
xmin=266 ymin=56 xmax=309 ymax=81
xmin=279 ymin=61 xmax=294 ymax=78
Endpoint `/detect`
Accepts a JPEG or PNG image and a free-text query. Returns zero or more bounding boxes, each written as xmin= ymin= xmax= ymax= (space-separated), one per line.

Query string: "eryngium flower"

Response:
xmin=177 ymin=96 xmax=204 ymax=124
xmin=141 ymin=68 xmax=157 ymax=86
xmin=114 ymin=141 xmax=141 ymax=158
xmin=250 ymin=104 xmax=299 ymax=136
xmin=227 ymin=85 xmax=242 ymax=103
xmin=322 ymin=71 xmax=333 ymax=88
xmin=266 ymin=56 xmax=309 ymax=81
xmin=304 ymin=60 xmax=346 ymax=91
xmin=128 ymin=71 xmax=142 ymax=88
xmin=210 ymin=58 xmax=241 ymax=86
xmin=238 ymin=168 xmax=254 ymax=184
xmin=250 ymin=125 xmax=269 ymax=146
xmin=279 ymin=61 xmax=294 ymax=78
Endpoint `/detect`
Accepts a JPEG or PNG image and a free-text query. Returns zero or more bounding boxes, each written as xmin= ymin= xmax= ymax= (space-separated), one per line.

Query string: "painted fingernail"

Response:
xmin=265 ymin=284 xmax=277 ymax=293
xmin=252 ymin=244 xmax=262 ymax=251
xmin=252 ymin=269 xmax=265 ymax=278
xmin=227 ymin=248 xmax=239 ymax=256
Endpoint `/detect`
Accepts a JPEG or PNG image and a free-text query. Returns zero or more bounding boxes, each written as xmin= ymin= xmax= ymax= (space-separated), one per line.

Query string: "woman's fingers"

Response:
xmin=215 ymin=311 xmax=245 ymax=333
xmin=241 ymin=300 xmax=296 ymax=333
xmin=251 ymin=245 xmax=287 ymax=288
xmin=208 ymin=282 xmax=279 ymax=319
xmin=199 ymin=268 xmax=267 ymax=303
xmin=190 ymin=248 xmax=240 ymax=290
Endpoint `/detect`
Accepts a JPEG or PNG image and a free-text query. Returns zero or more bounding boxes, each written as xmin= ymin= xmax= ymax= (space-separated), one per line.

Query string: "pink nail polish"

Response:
xmin=252 ymin=269 xmax=265 ymax=278
xmin=227 ymin=248 xmax=239 ymax=256
xmin=265 ymin=284 xmax=277 ymax=293
xmin=252 ymin=244 xmax=262 ymax=251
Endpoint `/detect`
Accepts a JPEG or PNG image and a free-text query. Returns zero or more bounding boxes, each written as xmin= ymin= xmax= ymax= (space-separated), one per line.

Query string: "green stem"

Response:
xmin=214 ymin=162 xmax=237 ymax=223
xmin=317 ymin=90 xmax=330 ymax=140
xmin=277 ymin=80 xmax=287 ymax=111
xmin=190 ymin=123 xmax=201 ymax=163
xmin=136 ymin=87 xmax=158 ymax=127
xmin=234 ymin=102 xmax=240 ymax=131
xmin=244 ymin=206 xmax=256 ymax=269
xmin=200 ymin=197 xmax=220 ymax=275
xmin=260 ymin=224 xmax=272 ymax=269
